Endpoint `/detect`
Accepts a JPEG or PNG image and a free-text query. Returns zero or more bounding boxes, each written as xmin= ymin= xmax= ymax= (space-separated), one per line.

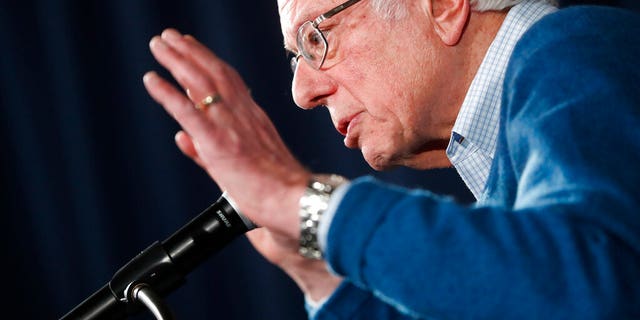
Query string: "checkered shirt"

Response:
xmin=446 ymin=0 xmax=558 ymax=200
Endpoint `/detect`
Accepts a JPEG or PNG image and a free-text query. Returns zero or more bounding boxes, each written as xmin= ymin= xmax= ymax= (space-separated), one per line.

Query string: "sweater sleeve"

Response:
xmin=318 ymin=6 xmax=640 ymax=320
xmin=312 ymin=281 xmax=421 ymax=320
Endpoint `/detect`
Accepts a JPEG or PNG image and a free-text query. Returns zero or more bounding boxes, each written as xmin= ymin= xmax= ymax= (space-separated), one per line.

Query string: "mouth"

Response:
xmin=337 ymin=112 xmax=363 ymax=148
xmin=336 ymin=120 xmax=349 ymax=137
xmin=336 ymin=112 xmax=363 ymax=137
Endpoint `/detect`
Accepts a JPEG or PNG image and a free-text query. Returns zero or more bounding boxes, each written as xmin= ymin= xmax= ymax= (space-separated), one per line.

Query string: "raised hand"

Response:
xmin=143 ymin=29 xmax=342 ymax=300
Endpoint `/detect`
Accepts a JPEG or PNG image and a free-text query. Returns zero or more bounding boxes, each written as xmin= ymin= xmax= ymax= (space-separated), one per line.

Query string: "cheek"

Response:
xmin=337 ymin=46 xmax=369 ymax=86
xmin=343 ymin=51 xmax=410 ymax=112
xmin=337 ymin=29 xmax=424 ymax=133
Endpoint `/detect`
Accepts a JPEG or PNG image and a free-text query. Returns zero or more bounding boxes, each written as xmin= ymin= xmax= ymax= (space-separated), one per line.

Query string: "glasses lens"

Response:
xmin=296 ymin=21 xmax=327 ymax=70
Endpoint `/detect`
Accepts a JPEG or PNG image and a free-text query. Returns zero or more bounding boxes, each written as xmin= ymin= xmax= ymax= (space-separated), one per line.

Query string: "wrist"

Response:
xmin=248 ymin=169 xmax=310 ymax=240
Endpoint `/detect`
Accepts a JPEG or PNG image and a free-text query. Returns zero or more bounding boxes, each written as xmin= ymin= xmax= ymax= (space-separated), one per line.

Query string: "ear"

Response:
xmin=425 ymin=0 xmax=470 ymax=46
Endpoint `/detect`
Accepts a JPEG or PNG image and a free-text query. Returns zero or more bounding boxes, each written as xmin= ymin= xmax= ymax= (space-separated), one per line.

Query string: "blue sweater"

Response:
xmin=316 ymin=6 xmax=640 ymax=320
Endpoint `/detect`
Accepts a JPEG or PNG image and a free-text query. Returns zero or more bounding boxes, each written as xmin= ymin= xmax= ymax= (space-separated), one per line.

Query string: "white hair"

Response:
xmin=370 ymin=0 xmax=409 ymax=19
xmin=370 ymin=0 xmax=558 ymax=17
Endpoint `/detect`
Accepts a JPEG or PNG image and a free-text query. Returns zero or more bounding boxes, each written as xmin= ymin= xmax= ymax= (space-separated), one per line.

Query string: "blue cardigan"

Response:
xmin=316 ymin=6 xmax=640 ymax=319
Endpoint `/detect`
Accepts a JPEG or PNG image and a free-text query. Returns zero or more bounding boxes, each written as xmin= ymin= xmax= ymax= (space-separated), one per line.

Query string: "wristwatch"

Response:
xmin=299 ymin=174 xmax=348 ymax=259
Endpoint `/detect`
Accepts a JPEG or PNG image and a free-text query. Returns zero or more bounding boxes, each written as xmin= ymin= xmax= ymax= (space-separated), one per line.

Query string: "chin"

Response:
xmin=361 ymin=148 xmax=398 ymax=171
xmin=361 ymin=143 xmax=451 ymax=171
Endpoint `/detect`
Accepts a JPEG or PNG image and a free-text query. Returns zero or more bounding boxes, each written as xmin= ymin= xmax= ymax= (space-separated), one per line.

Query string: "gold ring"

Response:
xmin=195 ymin=93 xmax=222 ymax=110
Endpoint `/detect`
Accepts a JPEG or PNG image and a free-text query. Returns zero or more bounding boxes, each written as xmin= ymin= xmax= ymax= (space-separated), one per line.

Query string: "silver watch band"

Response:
xmin=299 ymin=174 xmax=348 ymax=259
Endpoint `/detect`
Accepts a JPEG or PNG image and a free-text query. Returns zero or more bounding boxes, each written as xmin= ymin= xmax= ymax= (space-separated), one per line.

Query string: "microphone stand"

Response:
xmin=60 ymin=194 xmax=255 ymax=320
xmin=129 ymin=283 xmax=174 ymax=320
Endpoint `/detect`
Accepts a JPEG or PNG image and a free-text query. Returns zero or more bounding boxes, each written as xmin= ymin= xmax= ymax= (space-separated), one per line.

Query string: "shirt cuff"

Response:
xmin=304 ymin=293 xmax=330 ymax=319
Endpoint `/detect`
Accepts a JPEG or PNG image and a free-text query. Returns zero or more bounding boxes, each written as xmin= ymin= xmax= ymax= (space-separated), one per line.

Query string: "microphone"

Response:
xmin=60 ymin=193 xmax=256 ymax=320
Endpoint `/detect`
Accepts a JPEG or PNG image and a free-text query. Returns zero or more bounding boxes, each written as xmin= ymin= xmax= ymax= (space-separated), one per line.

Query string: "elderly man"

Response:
xmin=143 ymin=0 xmax=640 ymax=318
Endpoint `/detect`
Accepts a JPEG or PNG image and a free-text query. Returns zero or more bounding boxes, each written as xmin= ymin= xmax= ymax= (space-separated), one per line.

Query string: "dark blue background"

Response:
xmin=1 ymin=1 xmax=637 ymax=319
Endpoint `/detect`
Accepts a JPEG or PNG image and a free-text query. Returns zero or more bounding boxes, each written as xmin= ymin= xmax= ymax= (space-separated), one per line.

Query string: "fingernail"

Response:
xmin=161 ymin=28 xmax=181 ymax=42
xmin=143 ymin=71 xmax=157 ymax=84
xmin=150 ymin=36 xmax=167 ymax=49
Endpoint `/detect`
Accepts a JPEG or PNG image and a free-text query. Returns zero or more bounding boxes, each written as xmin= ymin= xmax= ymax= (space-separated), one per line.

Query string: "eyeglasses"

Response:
xmin=290 ymin=0 xmax=363 ymax=73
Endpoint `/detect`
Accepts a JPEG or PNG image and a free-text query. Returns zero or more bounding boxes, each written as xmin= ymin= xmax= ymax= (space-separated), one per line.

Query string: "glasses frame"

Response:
xmin=291 ymin=0 xmax=363 ymax=72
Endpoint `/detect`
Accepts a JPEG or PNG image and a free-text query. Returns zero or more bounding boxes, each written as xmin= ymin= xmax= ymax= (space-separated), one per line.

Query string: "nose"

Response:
xmin=291 ymin=60 xmax=337 ymax=110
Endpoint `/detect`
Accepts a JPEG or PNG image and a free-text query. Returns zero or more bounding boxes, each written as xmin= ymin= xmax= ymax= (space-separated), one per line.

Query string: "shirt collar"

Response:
xmin=446 ymin=0 xmax=558 ymax=197
xmin=451 ymin=0 xmax=558 ymax=157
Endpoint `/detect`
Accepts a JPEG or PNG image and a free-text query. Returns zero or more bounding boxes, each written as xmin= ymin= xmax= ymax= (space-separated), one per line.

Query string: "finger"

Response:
xmin=183 ymin=34 xmax=249 ymax=96
xmin=160 ymin=29 xmax=247 ymax=96
xmin=143 ymin=71 xmax=215 ymax=137
xmin=245 ymin=229 xmax=283 ymax=265
xmin=149 ymin=36 xmax=218 ymax=108
xmin=161 ymin=29 xmax=224 ymax=74
xmin=159 ymin=29 xmax=261 ymax=123
xmin=175 ymin=130 xmax=206 ymax=168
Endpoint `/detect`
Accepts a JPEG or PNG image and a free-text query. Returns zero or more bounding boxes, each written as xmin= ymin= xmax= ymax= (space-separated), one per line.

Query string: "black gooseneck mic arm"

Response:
xmin=60 ymin=194 xmax=256 ymax=320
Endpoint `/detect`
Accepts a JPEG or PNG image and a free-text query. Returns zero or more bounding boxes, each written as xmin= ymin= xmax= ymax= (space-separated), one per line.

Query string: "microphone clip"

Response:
xmin=110 ymin=241 xmax=185 ymax=319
